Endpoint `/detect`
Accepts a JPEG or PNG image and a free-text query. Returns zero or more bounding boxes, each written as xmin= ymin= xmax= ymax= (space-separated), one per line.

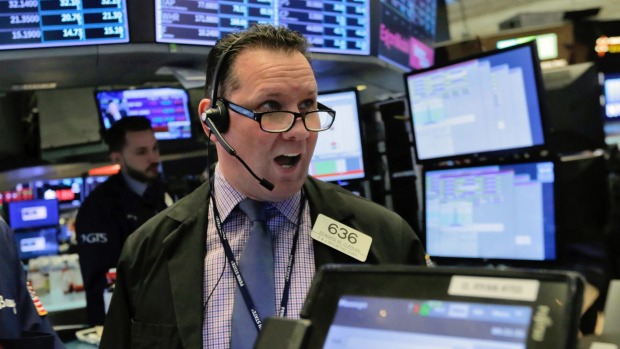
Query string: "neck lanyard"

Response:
xmin=210 ymin=187 xmax=306 ymax=331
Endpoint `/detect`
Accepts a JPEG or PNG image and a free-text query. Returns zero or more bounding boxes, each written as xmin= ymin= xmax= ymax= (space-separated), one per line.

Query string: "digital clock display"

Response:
xmin=155 ymin=0 xmax=370 ymax=56
xmin=0 ymin=0 xmax=130 ymax=50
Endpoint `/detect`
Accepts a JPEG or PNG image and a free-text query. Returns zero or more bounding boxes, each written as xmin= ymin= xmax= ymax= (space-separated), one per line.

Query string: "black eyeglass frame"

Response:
xmin=219 ymin=98 xmax=336 ymax=133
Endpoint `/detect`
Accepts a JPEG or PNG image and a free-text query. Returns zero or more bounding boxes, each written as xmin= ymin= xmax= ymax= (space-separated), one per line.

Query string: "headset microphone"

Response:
xmin=201 ymin=36 xmax=274 ymax=191
xmin=202 ymin=111 xmax=275 ymax=191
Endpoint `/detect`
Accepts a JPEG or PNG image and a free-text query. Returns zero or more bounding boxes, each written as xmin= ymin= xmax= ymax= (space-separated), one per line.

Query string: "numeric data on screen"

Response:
xmin=155 ymin=0 xmax=370 ymax=55
xmin=0 ymin=0 xmax=130 ymax=50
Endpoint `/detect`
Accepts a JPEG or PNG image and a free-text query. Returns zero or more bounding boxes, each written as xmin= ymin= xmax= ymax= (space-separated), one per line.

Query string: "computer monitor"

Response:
xmin=404 ymin=42 xmax=547 ymax=163
xmin=603 ymin=72 xmax=620 ymax=120
xmin=95 ymin=87 xmax=193 ymax=141
xmin=6 ymin=199 xmax=60 ymax=232
xmin=154 ymin=1 xmax=371 ymax=56
xmin=377 ymin=0 xmax=437 ymax=71
xmin=423 ymin=160 xmax=556 ymax=264
xmin=294 ymin=265 xmax=584 ymax=349
xmin=0 ymin=1 xmax=129 ymax=51
xmin=33 ymin=177 xmax=83 ymax=210
xmin=13 ymin=227 xmax=60 ymax=260
xmin=310 ymin=88 xmax=365 ymax=182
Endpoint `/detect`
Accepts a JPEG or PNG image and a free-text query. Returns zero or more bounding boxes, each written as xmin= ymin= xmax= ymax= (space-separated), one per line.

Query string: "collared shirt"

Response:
xmin=202 ymin=167 xmax=315 ymax=349
xmin=121 ymin=171 xmax=147 ymax=197
xmin=122 ymin=171 xmax=174 ymax=207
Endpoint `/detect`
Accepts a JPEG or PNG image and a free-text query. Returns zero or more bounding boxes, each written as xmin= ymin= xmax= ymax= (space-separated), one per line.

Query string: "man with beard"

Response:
xmin=76 ymin=116 xmax=173 ymax=326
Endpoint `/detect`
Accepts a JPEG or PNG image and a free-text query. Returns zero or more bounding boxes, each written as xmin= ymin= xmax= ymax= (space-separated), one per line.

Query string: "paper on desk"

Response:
xmin=590 ymin=342 xmax=618 ymax=349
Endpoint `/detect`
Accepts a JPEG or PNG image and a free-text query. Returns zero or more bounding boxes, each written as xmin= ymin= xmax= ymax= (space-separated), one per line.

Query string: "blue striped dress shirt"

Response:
xmin=202 ymin=167 xmax=315 ymax=349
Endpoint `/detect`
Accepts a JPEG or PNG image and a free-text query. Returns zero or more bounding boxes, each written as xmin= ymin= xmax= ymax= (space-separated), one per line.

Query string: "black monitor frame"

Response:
xmin=603 ymin=71 xmax=620 ymax=122
xmin=404 ymin=41 xmax=549 ymax=165
xmin=298 ymin=264 xmax=584 ymax=349
xmin=94 ymin=86 xmax=196 ymax=151
xmin=5 ymin=198 xmax=60 ymax=232
xmin=421 ymin=157 xmax=558 ymax=268
xmin=13 ymin=227 xmax=60 ymax=261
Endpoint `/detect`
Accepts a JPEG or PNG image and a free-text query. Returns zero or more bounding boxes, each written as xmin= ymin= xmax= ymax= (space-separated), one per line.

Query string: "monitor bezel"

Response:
xmin=0 ymin=0 xmax=131 ymax=52
xmin=421 ymin=157 xmax=559 ymax=268
xmin=13 ymin=227 xmax=60 ymax=261
xmin=94 ymin=86 xmax=195 ymax=143
xmin=5 ymin=198 xmax=61 ymax=232
xmin=603 ymin=71 xmax=620 ymax=121
xmin=314 ymin=87 xmax=367 ymax=183
xmin=33 ymin=177 xmax=84 ymax=211
xmin=403 ymin=41 xmax=550 ymax=165
xmin=153 ymin=1 xmax=372 ymax=57
xmin=300 ymin=265 xmax=584 ymax=349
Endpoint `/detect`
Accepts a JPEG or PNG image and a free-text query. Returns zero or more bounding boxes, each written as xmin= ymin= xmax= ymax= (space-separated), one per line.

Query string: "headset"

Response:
xmin=200 ymin=37 xmax=245 ymax=134
xmin=200 ymin=37 xmax=274 ymax=191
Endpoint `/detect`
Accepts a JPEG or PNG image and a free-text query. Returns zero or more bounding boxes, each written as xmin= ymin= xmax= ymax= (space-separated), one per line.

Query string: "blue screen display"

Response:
xmin=154 ymin=0 xmax=370 ymax=56
xmin=95 ymin=88 xmax=192 ymax=140
xmin=13 ymin=227 xmax=59 ymax=260
xmin=604 ymin=72 xmax=620 ymax=120
xmin=405 ymin=43 xmax=546 ymax=162
xmin=7 ymin=199 xmax=60 ymax=231
xmin=424 ymin=161 xmax=556 ymax=261
xmin=0 ymin=0 xmax=130 ymax=51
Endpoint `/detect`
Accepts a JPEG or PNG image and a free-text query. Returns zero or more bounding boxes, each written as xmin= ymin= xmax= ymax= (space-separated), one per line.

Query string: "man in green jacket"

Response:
xmin=101 ymin=24 xmax=426 ymax=349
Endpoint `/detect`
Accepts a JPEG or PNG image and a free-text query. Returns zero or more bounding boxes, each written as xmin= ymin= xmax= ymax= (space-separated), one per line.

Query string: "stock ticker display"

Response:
xmin=155 ymin=0 xmax=370 ymax=55
xmin=0 ymin=0 xmax=129 ymax=50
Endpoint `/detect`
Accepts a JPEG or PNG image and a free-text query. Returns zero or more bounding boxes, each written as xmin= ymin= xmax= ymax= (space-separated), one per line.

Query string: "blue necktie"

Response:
xmin=230 ymin=199 xmax=275 ymax=349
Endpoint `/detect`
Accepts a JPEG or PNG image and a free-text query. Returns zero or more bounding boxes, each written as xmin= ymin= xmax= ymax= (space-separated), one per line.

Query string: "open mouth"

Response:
xmin=274 ymin=153 xmax=301 ymax=168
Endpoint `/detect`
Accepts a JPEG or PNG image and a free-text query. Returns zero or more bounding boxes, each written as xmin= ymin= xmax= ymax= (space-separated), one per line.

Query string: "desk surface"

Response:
xmin=64 ymin=340 xmax=98 ymax=349
xmin=40 ymin=291 xmax=86 ymax=313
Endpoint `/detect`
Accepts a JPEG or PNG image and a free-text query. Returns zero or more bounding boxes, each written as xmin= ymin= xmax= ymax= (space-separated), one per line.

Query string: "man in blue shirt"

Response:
xmin=0 ymin=217 xmax=64 ymax=349
xmin=101 ymin=24 xmax=426 ymax=349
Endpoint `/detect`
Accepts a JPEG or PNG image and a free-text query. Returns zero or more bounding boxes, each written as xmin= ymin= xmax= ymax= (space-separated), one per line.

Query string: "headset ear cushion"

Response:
xmin=203 ymin=100 xmax=230 ymax=133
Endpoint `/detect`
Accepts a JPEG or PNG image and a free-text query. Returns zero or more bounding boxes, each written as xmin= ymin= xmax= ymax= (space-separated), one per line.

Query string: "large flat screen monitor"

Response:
xmin=603 ymin=72 xmax=620 ymax=146
xmin=377 ymin=0 xmax=437 ymax=71
xmin=603 ymin=72 xmax=620 ymax=120
xmin=6 ymin=199 xmax=60 ymax=231
xmin=310 ymin=89 xmax=365 ymax=182
xmin=423 ymin=160 xmax=556 ymax=263
xmin=33 ymin=177 xmax=83 ymax=210
xmin=154 ymin=0 xmax=370 ymax=55
xmin=0 ymin=0 xmax=129 ymax=51
xmin=297 ymin=265 xmax=583 ymax=349
xmin=13 ymin=227 xmax=59 ymax=260
xmin=404 ymin=42 xmax=547 ymax=163
xmin=95 ymin=87 xmax=193 ymax=140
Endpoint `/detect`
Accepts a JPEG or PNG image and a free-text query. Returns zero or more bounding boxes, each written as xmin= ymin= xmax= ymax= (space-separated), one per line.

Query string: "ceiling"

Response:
xmin=1 ymin=0 xmax=619 ymax=98
xmin=447 ymin=0 xmax=620 ymax=40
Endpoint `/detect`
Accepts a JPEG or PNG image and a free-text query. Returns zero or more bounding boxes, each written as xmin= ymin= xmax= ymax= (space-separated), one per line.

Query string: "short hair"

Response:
xmin=104 ymin=116 xmax=153 ymax=153
xmin=204 ymin=24 xmax=311 ymax=99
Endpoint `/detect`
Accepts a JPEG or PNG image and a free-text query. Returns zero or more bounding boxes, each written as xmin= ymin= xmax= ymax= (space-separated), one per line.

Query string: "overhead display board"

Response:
xmin=377 ymin=0 xmax=436 ymax=71
xmin=154 ymin=0 xmax=370 ymax=55
xmin=0 ymin=0 xmax=130 ymax=50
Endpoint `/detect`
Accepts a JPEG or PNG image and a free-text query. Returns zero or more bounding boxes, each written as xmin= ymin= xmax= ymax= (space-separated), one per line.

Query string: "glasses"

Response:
xmin=220 ymin=98 xmax=336 ymax=133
